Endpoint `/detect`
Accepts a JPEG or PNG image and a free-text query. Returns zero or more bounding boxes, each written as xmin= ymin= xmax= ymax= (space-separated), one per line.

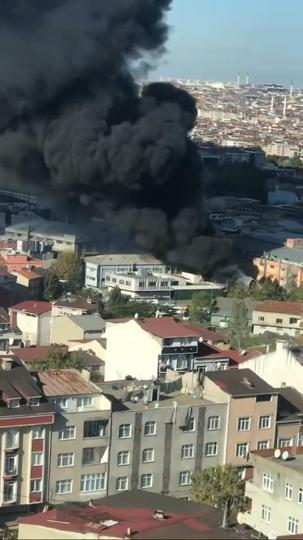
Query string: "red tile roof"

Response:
xmin=254 ymin=300 xmax=303 ymax=316
xmin=37 ymin=369 xmax=100 ymax=396
xmin=9 ymin=301 xmax=51 ymax=315
xmin=13 ymin=346 xmax=56 ymax=363
xmin=136 ymin=317 xmax=199 ymax=339
xmin=12 ymin=268 xmax=42 ymax=280
xmin=181 ymin=322 xmax=228 ymax=343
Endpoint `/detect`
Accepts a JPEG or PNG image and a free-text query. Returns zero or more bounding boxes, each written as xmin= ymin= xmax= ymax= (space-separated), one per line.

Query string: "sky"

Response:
xmin=151 ymin=0 xmax=303 ymax=86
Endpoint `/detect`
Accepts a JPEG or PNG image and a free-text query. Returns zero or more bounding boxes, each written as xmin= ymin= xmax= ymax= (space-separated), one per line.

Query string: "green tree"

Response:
xmin=56 ymin=252 xmax=83 ymax=292
xmin=191 ymin=465 xmax=245 ymax=528
xmin=229 ymin=300 xmax=249 ymax=349
xmin=44 ymin=267 xmax=62 ymax=300
xmin=108 ymin=286 xmax=128 ymax=306
xmin=226 ymin=284 xmax=251 ymax=300
xmin=255 ymin=278 xmax=288 ymax=301
xmin=32 ymin=346 xmax=83 ymax=371
xmin=189 ymin=292 xmax=215 ymax=324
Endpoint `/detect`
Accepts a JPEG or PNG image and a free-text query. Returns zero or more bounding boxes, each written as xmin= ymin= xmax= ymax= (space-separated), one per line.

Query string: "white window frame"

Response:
xmin=238 ymin=417 xmax=251 ymax=431
xmin=144 ymin=421 xmax=157 ymax=437
xmin=116 ymin=477 xmax=128 ymax=492
xmin=77 ymin=396 xmax=93 ymax=408
xmin=259 ymin=415 xmax=271 ymax=429
xmin=205 ymin=442 xmax=218 ymax=457
xmin=263 ymin=473 xmax=274 ymax=493
xmin=31 ymin=452 xmax=43 ymax=466
xmin=32 ymin=426 xmax=44 ymax=439
xmin=279 ymin=438 xmax=293 ymax=448
xmin=119 ymin=424 xmax=132 ymax=439
xmin=56 ymin=479 xmax=73 ymax=495
xmin=258 ymin=441 xmax=270 ymax=450
xmin=298 ymin=488 xmax=303 ymax=504
xmin=141 ymin=473 xmax=153 ymax=489
xmin=285 ymin=482 xmax=293 ymax=501
xmin=179 ymin=471 xmax=191 ymax=486
xmin=261 ymin=504 xmax=271 ymax=523
xmin=9 ymin=399 xmax=20 ymax=408
xmin=236 ymin=443 xmax=249 ymax=458
xmin=80 ymin=473 xmax=106 ymax=493
xmin=117 ymin=451 xmax=130 ymax=466
xmin=287 ymin=517 xmax=299 ymax=535
xmin=57 ymin=453 xmax=74 ymax=468
xmin=28 ymin=397 xmax=40 ymax=407
xmin=55 ymin=398 xmax=69 ymax=409
xmin=30 ymin=479 xmax=42 ymax=493
xmin=207 ymin=416 xmax=220 ymax=431
xmin=181 ymin=444 xmax=194 ymax=459
xmin=142 ymin=448 xmax=154 ymax=463
xmin=184 ymin=418 xmax=195 ymax=432
xmin=59 ymin=426 xmax=76 ymax=440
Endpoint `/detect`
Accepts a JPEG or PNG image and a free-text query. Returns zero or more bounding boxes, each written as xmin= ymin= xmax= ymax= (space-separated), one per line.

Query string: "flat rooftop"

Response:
xmin=84 ymin=253 xmax=164 ymax=265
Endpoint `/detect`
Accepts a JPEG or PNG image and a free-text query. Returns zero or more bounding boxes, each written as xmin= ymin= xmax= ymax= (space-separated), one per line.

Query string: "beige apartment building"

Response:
xmin=252 ymin=300 xmax=303 ymax=337
xmin=9 ymin=300 xmax=52 ymax=345
xmin=245 ymin=448 xmax=303 ymax=537
xmin=50 ymin=314 xmax=105 ymax=345
xmin=202 ymin=369 xmax=278 ymax=466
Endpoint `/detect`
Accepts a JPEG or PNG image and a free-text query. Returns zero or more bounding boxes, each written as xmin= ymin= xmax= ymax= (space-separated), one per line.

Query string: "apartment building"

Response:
xmin=101 ymin=379 xmax=228 ymax=499
xmin=202 ymin=369 xmax=278 ymax=466
xmin=51 ymin=295 xmax=99 ymax=317
xmin=254 ymin=238 xmax=303 ymax=288
xmin=9 ymin=301 xmax=51 ymax=345
xmin=51 ymin=314 xmax=105 ymax=345
xmin=11 ymin=269 xmax=44 ymax=301
xmin=276 ymin=387 xmax=303 ymax=449
xmin=252 ymin=300 xmax=303 ymax=337
xmin=0 ymin=359 xmax=54 ymax=512
xmin=244 ymin=448 xmax=303 ymax=537
xmin=37 ymin=369 xmax=112 ymax=504
xmin=84 ymin=253 xmax=167 ymax=290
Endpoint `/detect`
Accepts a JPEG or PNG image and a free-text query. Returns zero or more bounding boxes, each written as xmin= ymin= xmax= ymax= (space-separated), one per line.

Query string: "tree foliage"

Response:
xmin=227 ymin=278 xmax=288 ymax=302
xmin=44 ymin=267 xmax=62 ymax=300
xmin=191 ymin=465 xmax=245 ymax=528
xmin=229 ymin=300 xmax=249 ymax=349
xmin=56 ymin=252 xmax=83 ymax=292
xmin=32 ymin=346 xmax=83 ymax=371
xmin=189 ymin=292 xmax=217 ymax=324
xmin=103 ymin=287 xmax=158 ymax=319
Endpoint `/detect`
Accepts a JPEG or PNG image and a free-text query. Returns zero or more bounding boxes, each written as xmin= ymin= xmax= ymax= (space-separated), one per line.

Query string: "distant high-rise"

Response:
xmin=246 ymin=73 xmax=249 ymax=85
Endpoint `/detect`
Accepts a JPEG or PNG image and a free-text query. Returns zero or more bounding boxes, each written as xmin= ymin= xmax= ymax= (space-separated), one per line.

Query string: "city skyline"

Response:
xmin=150 ymin=0 xmax=303 ymax=86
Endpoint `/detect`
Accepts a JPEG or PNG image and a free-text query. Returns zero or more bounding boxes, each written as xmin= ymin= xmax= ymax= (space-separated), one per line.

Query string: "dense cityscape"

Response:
xmin=0 ymin=1 xmax=302 ymax=540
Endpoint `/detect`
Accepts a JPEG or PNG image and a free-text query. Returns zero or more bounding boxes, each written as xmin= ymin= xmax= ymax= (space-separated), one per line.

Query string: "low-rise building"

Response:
xmin=51 ymin=314 xmax=105 ymax=345
xmin=211 ymin=297 xmax=257 ymax=328
xmin=254 ymin=238 xmax=303 ymax=288
xmin=11 ymin=268 xmax=44 ymax=301
xmin=244 ymin=448 xmax=303 ymax=538
xmin=9 ymin=301 xmax=52 ymax=345
xmin=51 ymin=295 xmax=99 ymax=317
xmin=252 ymin=300 xmax=303 ymax=337
xmin=37 ymin=369 xmax=112 ymax=504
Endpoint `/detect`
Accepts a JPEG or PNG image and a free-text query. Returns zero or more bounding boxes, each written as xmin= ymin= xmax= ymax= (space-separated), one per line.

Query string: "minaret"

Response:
xmin=283 ymin=96 xmax=287 ymax=119
xmin=246 ymin=73 xmax=249 ymax=85
xmin=237 ymin=73 xmax=240 ymax=88
xmin=290 ymin=81 xmax=293 ymax=97
xmin=270 ymin=95 xmax=274 ymax=114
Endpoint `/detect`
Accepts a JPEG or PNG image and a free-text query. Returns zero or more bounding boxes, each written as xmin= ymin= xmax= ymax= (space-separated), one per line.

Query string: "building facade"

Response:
xmin=9 ymin=301 xmax=51 ymax=345
xmin=252 ymin=300 xmax=303 ymax=337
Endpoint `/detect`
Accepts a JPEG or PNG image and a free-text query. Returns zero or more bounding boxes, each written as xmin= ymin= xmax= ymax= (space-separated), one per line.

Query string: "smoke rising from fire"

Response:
xmin=0 ymin=0 xmax=231 ymax=275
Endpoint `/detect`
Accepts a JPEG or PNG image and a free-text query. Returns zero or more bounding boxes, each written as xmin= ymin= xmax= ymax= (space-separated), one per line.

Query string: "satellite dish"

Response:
xmin=282 ymin=450 xmax=289 ymax=461
xmin=274 ymin=449 xmax=281 ymax=459
xmin=237 ymin=512 xmax=246 ymax=525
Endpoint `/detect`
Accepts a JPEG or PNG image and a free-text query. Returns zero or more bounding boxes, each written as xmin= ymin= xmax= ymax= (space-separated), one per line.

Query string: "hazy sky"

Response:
xmin=151 ymin=0 xmax=303 ymax=86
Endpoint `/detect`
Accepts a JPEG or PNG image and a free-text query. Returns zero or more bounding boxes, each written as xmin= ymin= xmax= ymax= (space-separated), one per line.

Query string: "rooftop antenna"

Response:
xmin=246 ymin=73 xmax=249 ymax=85
xmin=290 ymin=81 xmax=293 ymax=97
xmin=237 ymin=72 xmax=240 ymax=88
xmin=283 ymin=96 xmax=287 ymax=119
xmin=270 ymin=95 xmax=274 ymax=114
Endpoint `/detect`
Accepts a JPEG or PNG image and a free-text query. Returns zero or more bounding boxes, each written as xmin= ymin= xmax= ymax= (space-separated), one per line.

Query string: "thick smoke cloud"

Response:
xmin=0 ymin=0 xmax=231 ymax=275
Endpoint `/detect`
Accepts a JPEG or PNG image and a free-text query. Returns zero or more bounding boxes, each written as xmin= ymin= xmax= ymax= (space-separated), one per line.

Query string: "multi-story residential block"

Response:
xmin=37 ymin=369 xmax=112 ymax=504
xmin=0 ymin=359 xmax=54 ymax=512
xmin=202 ymin=369 xmax=278 ymax=466
xmin=252 ymin=300 xmax=303 ymax=337
xmin=244 ymin=448 xmax=303 ymax=537
xmin=276 ymin=386 xmax=303 ymax=449
xmin=84 ymin=253 xmax=168 ymax=290
xmin=50 ymin=314 xmax=105 ymax=345
xmin=9 ymin=300 xmax=52 ymax=345
xmin=101 ymin=379 xmax=228 ymax=499
xmin=254 ymin=238 xmax=303 ymax=288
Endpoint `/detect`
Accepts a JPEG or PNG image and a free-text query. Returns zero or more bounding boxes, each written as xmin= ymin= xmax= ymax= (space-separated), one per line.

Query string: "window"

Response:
xmin=28 ymin=397 xmax=40 ymax=407
xmin=30 ymin=479 xmax=42 ymax=493
xmin=80 ymin=473 xmax=106 ymax=493
xmin=141 ymin=473 xmax=153 ymax=489
xmin=238 ymin=417 xmax=251 ymax=431
xmin=298 ymin=488 xmax=303 ymax=504
xmin=77 ymin=396 xmax=93 ymax=408
xmin=290 ymin=317 xmax=298 ymax=324
xmin=279 ymin=438 xmax=292 ymax=448
xmin=207 ymin=416 xmax=220 ymax=431
xmin=276 ymin=318 xmax=283 ymax=324
xmin=261 ymin=505 xmax=271 ymax=523
xmin=144 ymin=421 xmax=156 ymax=436
xmin=258 ymin=441 xmax=269 ymax=450
xmin=205 ymin=442 xmax=218 ymax=457
xmin=181 ymin=444 xmax=194 ymax=459
xmin=55 ymin=398 xmax=68 ymax=409
xmin=117 ymin=451 xmax=130 ymax=466
xmin=287 ymin=517 xmax=299 ymax=535
xmin=56 ymin=479 xmax=73 ymax=495
xmin=263 ymin=473 xmax=274 ymax=493
xmin=5 ymin=455 xmax=17 ymax=475
xmin=184 ymin=418 xmax=195 ymax=432
xmin=33 ymin=426 xmax=44 ymax=439
xmin=298 ymin=433 xmax=303 ymax=446
xmin=83 ymin=420 xmax=106 ymax=438
xmin=82 ymin=447 xmax=104 ymax=465
xmin=236 ymin=443 xmax=249 ymax=458
xmin=142 ymin=448 xmax=154 ymax=463
xmin=285 ymin=482 xmax=293 ymax=501
xmin=179 ymin=471 xmax=191 ymax=486
xmin=258 ymin=316 xmax=264 ymax=321
xmin=31 ymin=452 xmax=43 ymax=466
xmin=119 ymin=424 xmax=131 ymax=439
xmin=8 ymin=399 xmax=20 ymax=408
xmin=259 ymin=416 xmax=271 ymax=429
xmin=116 ymin=477 xmax=128 ymax=491
xmin=6 ymin=430 xmax=19 ymax=449
xmin=58 ymin=453 xmax=74 ymax=467
xmin=59 ymin=426 xmax=75 ymax=440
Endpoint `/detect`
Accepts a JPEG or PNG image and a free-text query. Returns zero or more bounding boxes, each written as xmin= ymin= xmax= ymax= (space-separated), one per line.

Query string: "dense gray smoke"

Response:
xmin=0 ymin=0 xmax=231 ymax=275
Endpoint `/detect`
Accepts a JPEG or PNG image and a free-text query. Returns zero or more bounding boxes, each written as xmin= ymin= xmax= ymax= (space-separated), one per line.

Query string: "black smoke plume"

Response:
xmin=0 ymin=0 xmax=231 ymax=275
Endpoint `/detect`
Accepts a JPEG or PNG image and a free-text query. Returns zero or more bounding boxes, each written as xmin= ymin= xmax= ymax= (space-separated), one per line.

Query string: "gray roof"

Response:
xmin=213 ymin=297 xmax=258 ymax=318
xmin=84 ymin=253 xmax=164 ymax=266
xmin=6 ymin=219 xmax=88 ymax=242
xmin=68 ymin=314 xmax=105 ymax=331
xmin=267 ymin=246 xmax=303 ymax=265
xmin=206 ymin=368 xmax=276 ymax=397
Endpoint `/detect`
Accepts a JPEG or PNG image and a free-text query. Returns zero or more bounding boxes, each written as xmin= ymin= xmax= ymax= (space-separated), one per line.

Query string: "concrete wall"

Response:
xmin=18 ymin=524 xmax=102 ymax=540
xmin=16 ymin=311 xmax=39 ymax=345
xmin=51 ymin=316 xmax=83 ymax=345
xmin=252 ymin=310 xmax=302 ymax=337
xmin=37 ymin=312 xmax=51 ymax=345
